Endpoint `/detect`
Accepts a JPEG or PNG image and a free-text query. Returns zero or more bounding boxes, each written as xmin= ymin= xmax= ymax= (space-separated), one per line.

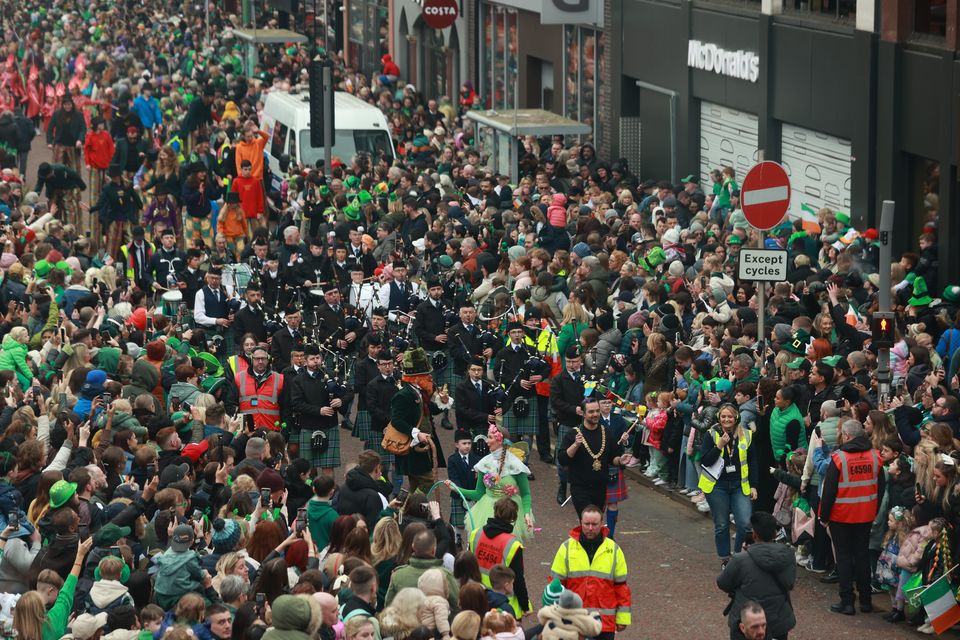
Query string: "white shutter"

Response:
xmin=780 ymin=123 xmax=852 ymax=219
xmin=699 ymin=102 xmax=759 ymax=184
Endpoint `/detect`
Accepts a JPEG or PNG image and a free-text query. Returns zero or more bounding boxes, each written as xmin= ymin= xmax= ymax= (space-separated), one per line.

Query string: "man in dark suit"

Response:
xmin=177 ymin=249 xmax=205 ymax=311
xmin=454 ymin=356 xmax=500 ymax=434
xmin=550 ymin=347 xmax=586 ymax=505
xmin=232 ymin=282 xmax=268 ymax=343
xmin=366 ymin=349 xmax=402 ymax=493
xmin=269 ymin=306 xmax=304 ymax=371
xmin=447 ymin=301 xmax=494 ymax=377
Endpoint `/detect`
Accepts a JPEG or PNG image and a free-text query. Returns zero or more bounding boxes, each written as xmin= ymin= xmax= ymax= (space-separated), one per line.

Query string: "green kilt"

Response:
xmin=556 ymin=423 xmax=574 ymax=461
xmin=503 ymin=395 xmax=539 ymax=438
xmin=367 ymin=431 xmax=395 ymax=466
xmin=432 ymin=356 xmax=462 ymax=390
xmin=300 ymin=427 xmax=341 ymax=469
xmin=352 ymin=409 xmax=373 ymax=442
xmin=450 ymin=495 xmax=468 ymax=528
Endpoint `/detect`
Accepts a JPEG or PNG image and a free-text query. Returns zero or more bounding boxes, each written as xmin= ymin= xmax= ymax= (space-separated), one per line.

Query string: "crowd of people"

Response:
xmin=0 ymin=0 xmax=955 ymax=639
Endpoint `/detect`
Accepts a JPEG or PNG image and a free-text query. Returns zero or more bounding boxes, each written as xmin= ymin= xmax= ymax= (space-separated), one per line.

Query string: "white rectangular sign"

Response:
xmin=737 ymin=248 xmax=788 ymax=282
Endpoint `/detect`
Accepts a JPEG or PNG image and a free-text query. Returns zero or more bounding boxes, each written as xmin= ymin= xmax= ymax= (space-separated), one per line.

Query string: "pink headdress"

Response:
xmin=487 ymin=424 xmax=504 ymax=444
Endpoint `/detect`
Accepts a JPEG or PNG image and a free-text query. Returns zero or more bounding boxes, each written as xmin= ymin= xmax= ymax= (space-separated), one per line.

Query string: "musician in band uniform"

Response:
xmin=178 ymin=248 xmax=205 ymax=311
xmin=291 ymin=343 xmax=346 ymax=476
xmin=194 ymin=267 xmax=234 ymax=333
xmin=269 ymin=306 xmax=304 ymax=371
xmin=366 ymin=349 xmax=403 ymax=492
xmin=454 ymin=356 xmax=500 ymax=434
xmin=495 ymin=321 xmax=549 ymax=448
xmin=232 ymin=282 xmax=268 ymax=343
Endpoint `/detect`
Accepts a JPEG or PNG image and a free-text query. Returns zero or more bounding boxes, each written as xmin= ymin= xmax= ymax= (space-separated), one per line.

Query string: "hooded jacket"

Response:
xmin=86 ymin=579 xmax=135 ymax=613
xmin=153 ymin=548 xmax=204 ymax=600
xmin=0 ymin=333 xmax=32 ymax=388
xmin=481 ymin=517 xmax=530 ymax=613
xmin=169 ymin=381 xmax=202 ymax=411
xmin=818 ymin=434 xmax=885 ymax=522
xmin=716 ymin=542 xmax=796 ymax=638
xmin=122 ymin=359 xmax=163 ymax=414
xmin=307 ymin=498 xmax=339 ymax=552
xmin=335 ymin=467 xmax=390 ymax=526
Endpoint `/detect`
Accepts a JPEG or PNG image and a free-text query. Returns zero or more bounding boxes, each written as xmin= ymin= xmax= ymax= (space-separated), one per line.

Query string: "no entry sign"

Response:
xmin=422 ymin=0 xmax=459 ymax=29
xmin=741 ymin=161 xmax=791 ymax=231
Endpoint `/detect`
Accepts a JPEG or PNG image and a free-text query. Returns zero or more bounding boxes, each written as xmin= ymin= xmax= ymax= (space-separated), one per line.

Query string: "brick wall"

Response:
xmin=598 ymin=0 xmax=614 ymax=153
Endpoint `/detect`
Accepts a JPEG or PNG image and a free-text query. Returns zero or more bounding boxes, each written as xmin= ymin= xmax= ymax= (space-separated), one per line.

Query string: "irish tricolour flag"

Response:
xmin=920 ymin=576 xmax=960 ymax=634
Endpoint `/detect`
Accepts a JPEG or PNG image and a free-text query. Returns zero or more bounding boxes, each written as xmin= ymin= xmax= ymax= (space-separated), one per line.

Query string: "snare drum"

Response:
xmin=161 ymin=290 xmax=183 ymax=317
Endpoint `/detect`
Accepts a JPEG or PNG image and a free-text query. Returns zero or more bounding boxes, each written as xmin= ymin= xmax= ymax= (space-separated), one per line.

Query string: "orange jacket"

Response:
xmin=84 ymin=130 xmax=116 ymax=170
xmin=234 ymin=131 xmax=269 ymax=179
xmin=217 ymin=204 xmax=248 ymax=239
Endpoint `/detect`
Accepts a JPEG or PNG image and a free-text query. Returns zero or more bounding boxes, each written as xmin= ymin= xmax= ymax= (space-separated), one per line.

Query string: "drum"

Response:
xmin=309 ymin=289 xmax=326 ymax=299
xmin=161 ymin=290 xmax=183 ymax=318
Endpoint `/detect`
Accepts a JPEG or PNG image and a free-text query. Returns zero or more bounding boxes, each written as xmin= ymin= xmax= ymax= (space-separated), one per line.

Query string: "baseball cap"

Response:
xmin=93 ymin=523 xmax=132 ymax=546
xmin=170 ymin=524 xmax=195 ymax=552
xmin=181 ymin=440 xmax=209 ymax=463
xmin=785 ymin=357 xmax=812 ymax=371
xmin=160 ymin=462 xmax=190 ymax=488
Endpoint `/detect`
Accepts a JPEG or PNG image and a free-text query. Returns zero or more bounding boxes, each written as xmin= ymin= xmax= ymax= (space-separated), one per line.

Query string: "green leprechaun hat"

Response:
xmin=402 ymin=348 xmax=433 ymax=375
xmin=783 ymin=329 xmax=812 ymax=355
xmin=909 ymin=276 xmax=933 ymax=307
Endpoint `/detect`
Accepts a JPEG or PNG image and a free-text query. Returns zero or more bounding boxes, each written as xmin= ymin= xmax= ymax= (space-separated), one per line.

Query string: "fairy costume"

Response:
xmin=454 ymin=445 xmax=534 ymax=539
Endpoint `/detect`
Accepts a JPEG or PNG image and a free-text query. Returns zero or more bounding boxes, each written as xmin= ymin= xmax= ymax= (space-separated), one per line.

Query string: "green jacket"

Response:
xmin=0 ymin=333 xmax=32 ymax=389
xmin=383 ymin=556 xmax=459 ymax=609
xmin=42 ymin=573 xmax=77 ymax=640
xmin=307 ymin=498 xmax=339 ymax=551
xmin=390 ymin=383 xmax=437 ymax=476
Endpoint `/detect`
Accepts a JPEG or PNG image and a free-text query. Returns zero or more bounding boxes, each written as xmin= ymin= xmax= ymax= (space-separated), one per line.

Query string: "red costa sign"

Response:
xmin=422 ymin=0 xmax=459 ymax=29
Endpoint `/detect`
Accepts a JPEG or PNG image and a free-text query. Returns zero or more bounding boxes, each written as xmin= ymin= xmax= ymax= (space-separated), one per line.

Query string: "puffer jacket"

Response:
xmin=898 ymin=524 xmax=936 ymax=572
xmin=587 ymin=328 xmax=623 ymax=374
xmin=0 ymin=333 xmax=33 ymax=388
xmin=690 ymin=405 xmax=719 ymax=453
xmin=153 ymin=548 xmax=204 ymax=601
xmin=717 ymin=542 xmax=796 ymax=639
xmin=335 ymin=467 xmax=390 ymax=526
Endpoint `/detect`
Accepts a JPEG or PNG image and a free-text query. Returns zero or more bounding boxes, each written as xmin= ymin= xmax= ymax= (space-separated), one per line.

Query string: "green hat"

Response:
xmin=542 ymin=578 xmax=565 ymax=607
xmin=438 ymin=255 xmax=454 ymax=269
xmin=94 ymin=523 xmax=132 ymax=546
xmin=198 ymin=352 xmax=223 ymax=378
xmin=820 ymin=355 xmax=843 ymax=367
xmin=783 ymin=329 xmax=812 ymax=355
xmin=344 ymin=175 xmax=360 ymax=190
xmin=344 ymin=201 xmax=361 ymax=221
xmin=172 ymin=411 xmax=189 ymax=423
xmin=785 ymin=357 xmax=811 ymax=370
xmin=638 ymin=246 xmax=666 ymax=274
xmin=402 ymin=348 xmax=433 ymax=375
xmin=49 ymin=480 xmax=78 ymax=508
xmin=943 ymin=285 xmax=960 ymax=305
xmin=201 ymin=376 xmax=226 ymax=394
xmin=357 ymin=190 xmax=373 ymax=205
xmin=726 ymin=235 xmax=743 ymax=245
xmin=909 ymin=276 xmax=933 ymax=307
xmin=681 ymin=174 xmax=697 ymax=183
xmin=835 ymin=212 xmax=850 ymax=226
xmin=318 ymin=185 xmax=331 ymax=197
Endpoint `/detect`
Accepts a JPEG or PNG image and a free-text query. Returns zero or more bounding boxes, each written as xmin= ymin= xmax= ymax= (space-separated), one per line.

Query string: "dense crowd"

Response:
xmin=0 ymin=0 xmax=955 ymax=639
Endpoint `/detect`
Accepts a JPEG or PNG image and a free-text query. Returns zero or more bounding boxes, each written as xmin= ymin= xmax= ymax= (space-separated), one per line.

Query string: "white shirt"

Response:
xmin=194 ymin=284 xmax=235 ymax=327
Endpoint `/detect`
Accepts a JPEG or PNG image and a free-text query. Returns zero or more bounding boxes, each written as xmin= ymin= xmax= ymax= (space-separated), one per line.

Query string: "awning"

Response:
xmin=229 ymin=27 xmax=308 ymax=44
xmin=464 ymin=109 xmax=591 ymax=137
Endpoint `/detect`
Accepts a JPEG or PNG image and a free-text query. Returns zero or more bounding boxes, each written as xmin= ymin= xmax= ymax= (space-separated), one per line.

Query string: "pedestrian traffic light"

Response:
xmin=871 ymin=311 xmax=896 ymax=349
xmin=308 ymin=60 xmax=335 ymax=149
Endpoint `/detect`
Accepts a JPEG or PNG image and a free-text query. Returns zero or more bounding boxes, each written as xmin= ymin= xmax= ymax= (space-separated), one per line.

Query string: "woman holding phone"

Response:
xmin=698 ymin=403 xmax=759 ymax=564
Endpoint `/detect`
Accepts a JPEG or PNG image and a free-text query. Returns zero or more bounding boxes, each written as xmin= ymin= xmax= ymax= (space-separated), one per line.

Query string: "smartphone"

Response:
xmin=102 ymin=392 xmax=112 ymax=405
xmin=170 ymin=396 xmax=181 ymax=412
xmin=7 ymin=511 xmax=18 ymax=531
xmin=296 ymin=507 xmax=307 ymax=532
xmin=244 ymin=413 xmax=255 ymax=432
xmin=255 ymin=592 xmax=266 ymax=615
xmin=146 ymin=462 xmax=157 ymax=482
xmin=109 ymin=545 xmax=122 ymax=557
xmin=260 ymin=488 xmax=271 ymax=508
xmin=192 ymin=509 xmax=203 ymax=522
xmin=59 ymin=326 xmax=66 ymax=342
xmin=396 ymin=488 xmax=409 ymax=503
xmin=217 ymin=436 xmax=224 ymax=464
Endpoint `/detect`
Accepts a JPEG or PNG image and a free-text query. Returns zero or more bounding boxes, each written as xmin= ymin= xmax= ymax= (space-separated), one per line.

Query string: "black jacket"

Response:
xmin=290 ymin=369 xmax=343 ymax=431
xmin=818 ymin=435 xmax=885 ymax=522
xmin=550 ymin=370 xmax=585 ymax=427
xmin=448 ymin=323 xmax=484 ymax=376
xmin=717 ymin=543 xmax=796 ymax=638
xmin=413 ymin=298 xmax=447 ymax=352
xmin=336 ymin=467 xmax=391 ymax=525
xmin=354 ymin=355 xmax=379 ymax=411
xmin=454 ymin=376 xmax=496 ymax=433
xmin=46 ymin=108 xmax=86 ymax=146
xmin=233 ymin=304 xmax=269 ymax=344
xmin=495 ymin=342 xmax=548 ymax=402
xmin=35 ymin=163 xmax=86 ymax=196
xmin=366 ymin=375 xmax=400 ymax=433
xmin=270 ymin=327 xmax=305 ymax=372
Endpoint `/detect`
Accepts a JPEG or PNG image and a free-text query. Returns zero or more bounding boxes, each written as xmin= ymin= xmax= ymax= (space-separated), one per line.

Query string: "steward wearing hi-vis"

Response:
xmin=817 ymin=419 xmax=884 ymax=616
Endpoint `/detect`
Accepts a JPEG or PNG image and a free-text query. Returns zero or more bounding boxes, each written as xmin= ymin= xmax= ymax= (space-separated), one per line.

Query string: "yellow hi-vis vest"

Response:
xmin=698 ymin=428 xmax=752 ymax=496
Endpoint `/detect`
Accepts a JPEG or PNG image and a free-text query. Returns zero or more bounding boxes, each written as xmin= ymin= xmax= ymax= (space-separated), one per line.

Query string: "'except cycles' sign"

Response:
xmin=737 ymin=248 xmax=788 ymax=282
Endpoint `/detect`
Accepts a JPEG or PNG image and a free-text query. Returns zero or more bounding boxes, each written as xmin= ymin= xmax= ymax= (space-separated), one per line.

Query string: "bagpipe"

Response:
xmin=492 ymin=338 xmax=550 ymax=419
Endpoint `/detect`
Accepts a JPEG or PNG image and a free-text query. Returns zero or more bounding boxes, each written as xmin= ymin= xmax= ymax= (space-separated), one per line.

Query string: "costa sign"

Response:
xmin=422 ymin=0 xmax=458 ymax=29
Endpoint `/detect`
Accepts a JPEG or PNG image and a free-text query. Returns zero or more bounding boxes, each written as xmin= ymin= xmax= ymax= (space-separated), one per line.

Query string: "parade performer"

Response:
xmin=446 ymin=424 xmax=535 ymax=540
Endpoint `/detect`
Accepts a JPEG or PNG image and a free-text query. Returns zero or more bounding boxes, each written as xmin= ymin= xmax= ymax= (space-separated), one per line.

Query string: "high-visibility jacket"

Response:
xmin=828 ymin=448 xmax=881 ymax=523
xmin=550 ymin=527 xmax=631 ymax=633
xmin=119 ymin=241 xmax=155 ymax=282
xmin=468 ymin=528 xmax=526 ymax=618
xmin=699 ymin=428 xmax=752 ymax=496
xmin=228 ymin=354 xmax=251 ymax=377
xmin=236 ymin=369 xmax=284 ymax=431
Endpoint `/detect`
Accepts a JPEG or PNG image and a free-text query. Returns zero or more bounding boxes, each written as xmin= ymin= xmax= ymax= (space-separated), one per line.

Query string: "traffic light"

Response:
xmin=871 ymin=311 xmax=896 ymax=349
xmin=308 ymin=60 xmax=335 ymax=148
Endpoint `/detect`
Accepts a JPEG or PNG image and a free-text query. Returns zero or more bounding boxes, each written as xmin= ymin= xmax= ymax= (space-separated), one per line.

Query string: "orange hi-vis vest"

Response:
xmin=236 ymin=369 xmax=284 ymax=431
xmin=469 ymin=528 xmax=525 ymax=618
xmin=829 ymin=448 xmax=881 ymax=523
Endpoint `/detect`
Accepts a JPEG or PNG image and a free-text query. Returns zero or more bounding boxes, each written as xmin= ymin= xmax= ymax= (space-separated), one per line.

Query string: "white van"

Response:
xmin=261 ymin=90 xmax=395 ymax=188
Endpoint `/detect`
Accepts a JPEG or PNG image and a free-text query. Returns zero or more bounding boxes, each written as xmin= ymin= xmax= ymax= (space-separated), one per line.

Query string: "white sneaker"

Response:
xmin=918 ymin=623 xmax=935 ymax=634
xmin=690 ymin=492 xmax=706 ymax=503
xmin=643 ymin=470 xmax=657 ymax=478
xmin=697 ymin=501 xmax=711 ymax=513
xmin=653 ymin=478 xmax=667 ymax=486
xmin=677 ymin=488 xmax=691 ymax=495
xmin=625 ymin=458 xmax=642 ymax=468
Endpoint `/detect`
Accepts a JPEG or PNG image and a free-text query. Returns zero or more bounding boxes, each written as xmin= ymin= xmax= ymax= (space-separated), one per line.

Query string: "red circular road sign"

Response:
xmin=422 ymin=0 xmax=459 ymax=29
xmin=740 ymin=161 xmax=792 ymax=231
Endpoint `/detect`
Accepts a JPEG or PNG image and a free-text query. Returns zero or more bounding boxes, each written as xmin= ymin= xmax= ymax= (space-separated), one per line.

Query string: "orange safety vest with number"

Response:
xmin=828 ymin=448 xmax=880 ymax=523
xmin=468 ymin=528 xmax=525 ymax=618
xmin=236 ymin=369 xmax=284 ymax=431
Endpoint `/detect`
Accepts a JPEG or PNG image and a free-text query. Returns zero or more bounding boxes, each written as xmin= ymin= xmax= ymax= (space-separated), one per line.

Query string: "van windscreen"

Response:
xmin=299 ymin=129 xmax=394 ymax=167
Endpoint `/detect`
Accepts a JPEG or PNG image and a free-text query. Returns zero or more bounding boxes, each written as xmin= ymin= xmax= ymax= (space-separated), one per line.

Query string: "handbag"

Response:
xmin=381 ymin=422 xmax=412 ymax=456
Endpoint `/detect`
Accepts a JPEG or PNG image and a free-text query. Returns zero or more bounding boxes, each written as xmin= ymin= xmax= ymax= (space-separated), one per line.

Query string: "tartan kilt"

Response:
xmin=606 ymin=468 xmax=629 ymax=503
xmin=368 ymin=430 xmax=395 ymax=466
xmin=352 ymin=409 xmax=373 ymax=442
xmin=556 ymin=423 xmax=574 ymax=461
xmin=449 ymin=495 xmax=468 ymax=528
xmin=432 ymin=358 xmax=462 ymax=391
xmin=299 ymin=426 xmax=341 ymax=469
xmin=503 ymin=395 xmax=539 ymax=438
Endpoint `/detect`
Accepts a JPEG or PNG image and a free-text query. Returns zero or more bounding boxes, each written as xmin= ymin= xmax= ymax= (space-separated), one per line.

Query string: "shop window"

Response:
xmin=914 ymin=0 xmax=947 ymax=36
xmin=783 ymin=0 xmax=855 ymax=21
xmin=346 ymin=0 xmax=389 ymax=79
xmin=480 ymin=3 xmax=518 ymax=111
xmin=563 ymin=26 xmax=602 ymax=142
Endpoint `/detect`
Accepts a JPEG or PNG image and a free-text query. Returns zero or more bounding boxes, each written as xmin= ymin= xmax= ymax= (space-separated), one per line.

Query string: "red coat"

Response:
xmin=231 ymin=176 xmax=265 ymax=218
xmin=84 ymin=131 xmax=116 ymax=170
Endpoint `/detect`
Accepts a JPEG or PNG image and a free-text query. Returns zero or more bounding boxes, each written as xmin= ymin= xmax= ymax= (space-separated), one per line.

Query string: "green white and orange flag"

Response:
xmin=920 ymin=573 xmax=960 ymax=634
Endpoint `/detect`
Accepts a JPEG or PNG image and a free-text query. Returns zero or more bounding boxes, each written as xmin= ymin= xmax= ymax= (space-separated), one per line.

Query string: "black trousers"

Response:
xmin=571 ymin=483 xmax=606 ymax=518
xmin=830 ymin=521 xmax=872 ymax=606
xmin=536 ymin=395 xmax=551 ymax=458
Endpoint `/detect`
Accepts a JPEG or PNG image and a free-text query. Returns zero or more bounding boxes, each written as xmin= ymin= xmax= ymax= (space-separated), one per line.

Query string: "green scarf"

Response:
xmin=770 ymin=402 xmax=803 ymax=462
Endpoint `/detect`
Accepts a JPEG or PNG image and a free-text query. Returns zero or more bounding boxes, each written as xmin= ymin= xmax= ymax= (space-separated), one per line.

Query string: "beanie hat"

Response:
xmin=667 ymin=261 xmax=684 ymax=277
xmin=211 ymin=517 xmax=241 ymax=553
xmin=146 ymin=340 xmax=167 ymax=361
xmin=127 ymin=307 xmax=147 ymax=331
xmin=572 ymin=242 xmax=591 ymax=258
xmin=542 ymin=577 xmax=565 ymax=606
xmin=271 ymin=595 xmax=314 ymax=631
xmin=256 ymin=468 xmax=286 ymax=492
xmin=773 ymin=323 xmax=793 ymax=345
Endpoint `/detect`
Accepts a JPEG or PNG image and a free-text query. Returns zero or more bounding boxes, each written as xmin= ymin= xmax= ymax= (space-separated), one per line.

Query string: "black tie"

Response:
xmin=475 ymin=381 xmax=482 ymax=394
xmin=332 ymin=305 xmax=340 ymax=314
xmin=463 ymin=455 xmax=469 ymax=465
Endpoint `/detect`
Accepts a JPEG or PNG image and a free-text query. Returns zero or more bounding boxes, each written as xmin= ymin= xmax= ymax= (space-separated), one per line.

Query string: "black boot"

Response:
xmin=557 ymin=482 xmax=567 ymax=505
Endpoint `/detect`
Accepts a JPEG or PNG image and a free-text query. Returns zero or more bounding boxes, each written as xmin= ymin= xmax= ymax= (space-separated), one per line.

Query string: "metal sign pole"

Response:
xmin=756 ymin=229 xmax=765 ymax=348
xmin=323 ymin=63 xmax=333 ymax=173
xmin=876 ymin=200 xmax=895 ymax=396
